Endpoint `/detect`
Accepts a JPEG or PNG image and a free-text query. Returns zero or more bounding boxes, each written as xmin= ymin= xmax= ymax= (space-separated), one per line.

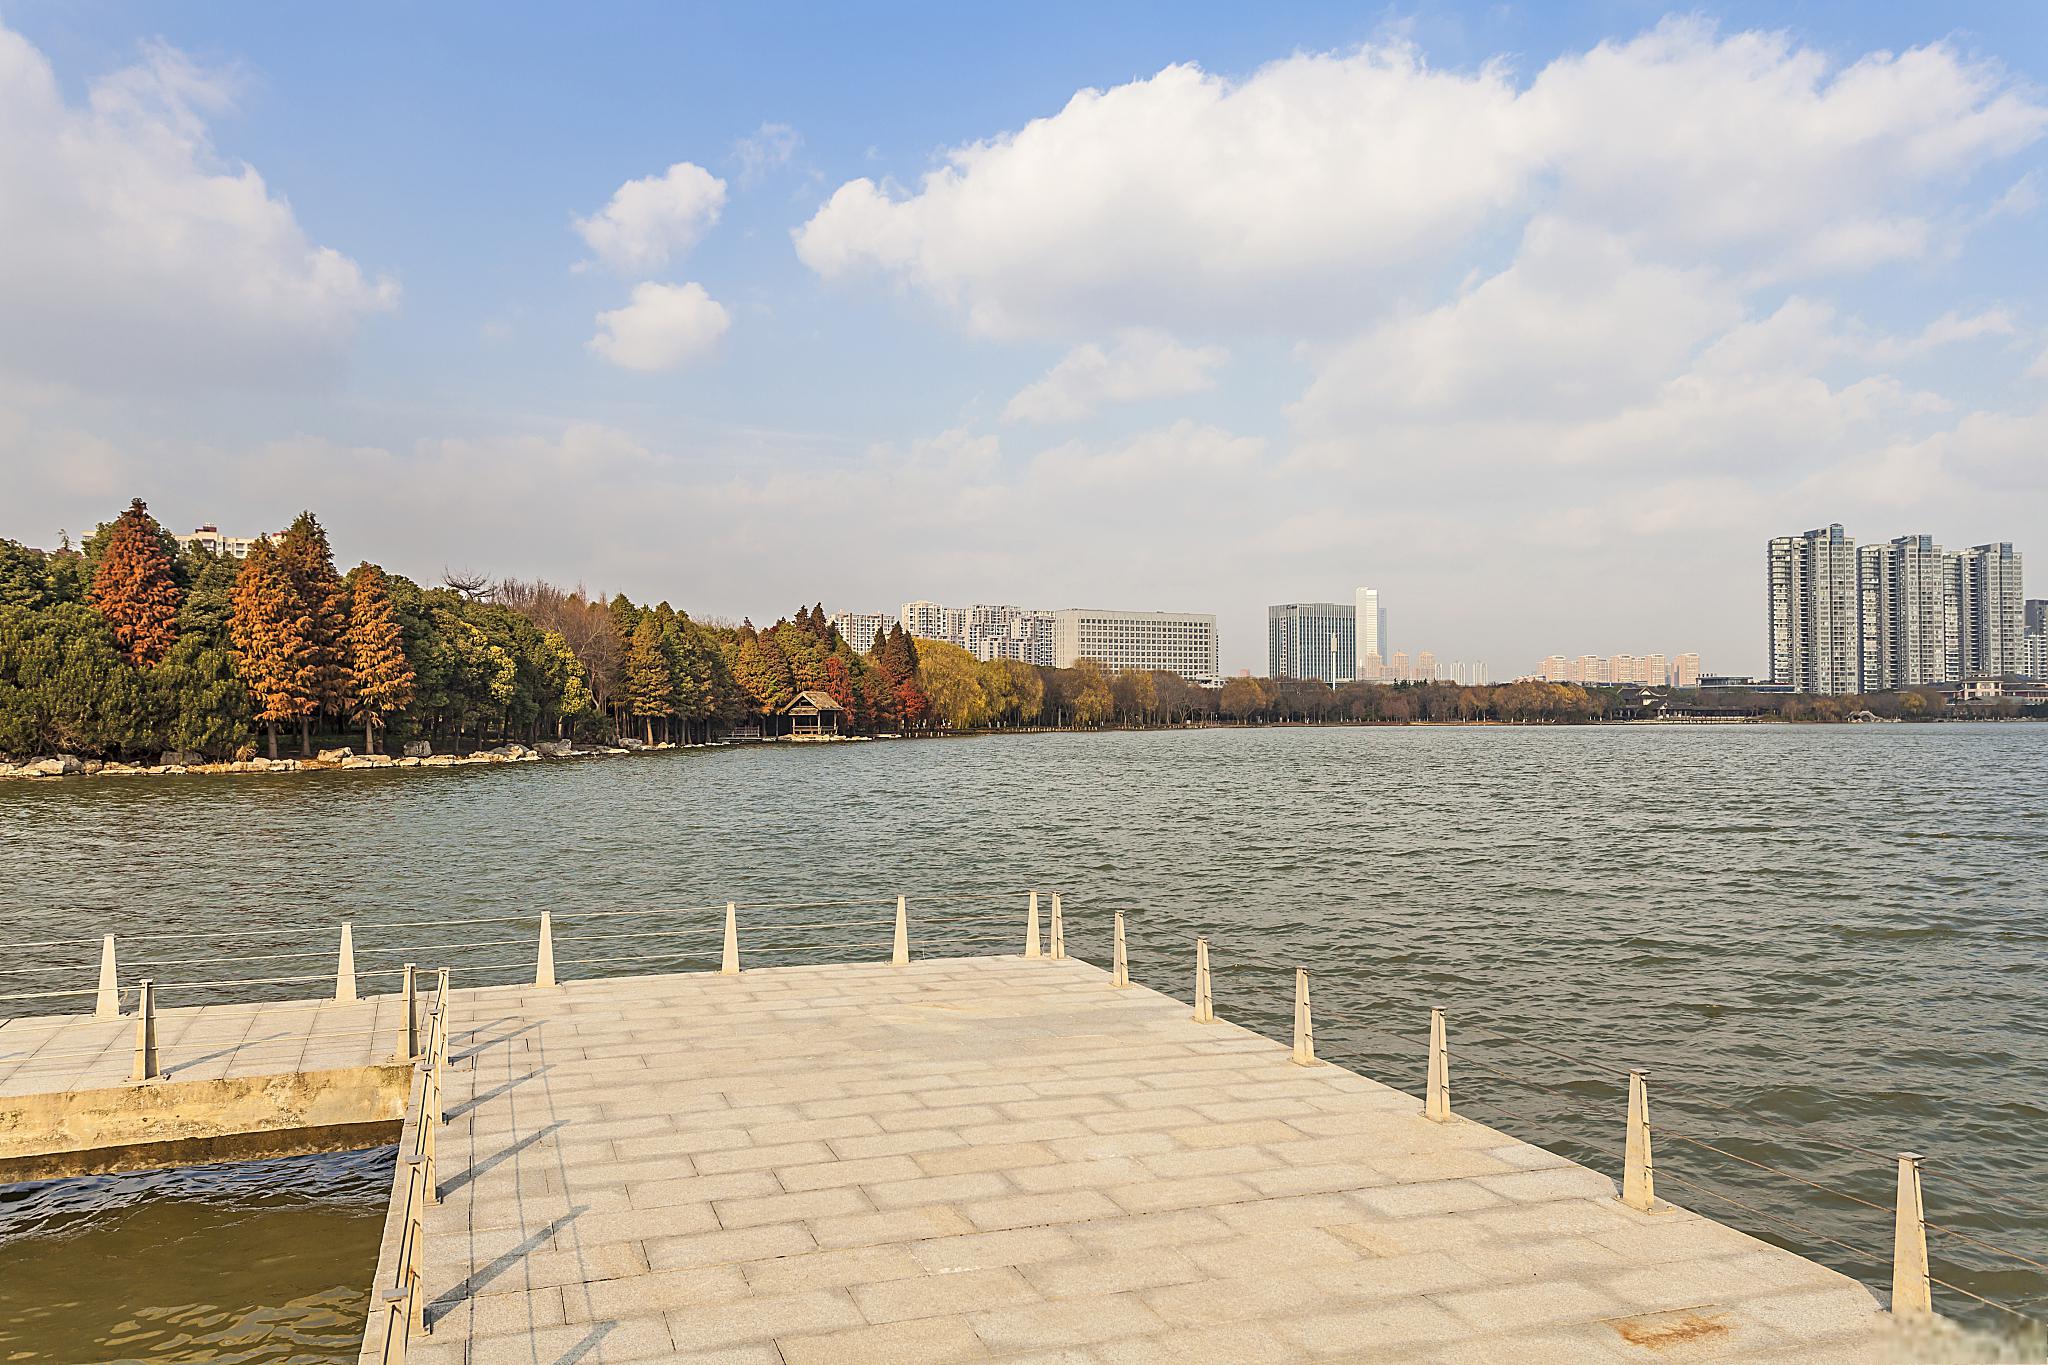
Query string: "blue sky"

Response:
xmin=2 ymin=3 xmax=2045 ymax=674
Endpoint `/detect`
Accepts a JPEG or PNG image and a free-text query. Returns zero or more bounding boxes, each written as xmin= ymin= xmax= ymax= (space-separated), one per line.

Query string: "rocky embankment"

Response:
xmin=0 ymin=737 xmax=703 ymax=781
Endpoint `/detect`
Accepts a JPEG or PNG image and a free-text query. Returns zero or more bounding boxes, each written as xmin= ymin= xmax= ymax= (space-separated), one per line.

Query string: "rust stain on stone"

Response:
xmin=1608 ymin=1307 xmax=1733 ymax=1349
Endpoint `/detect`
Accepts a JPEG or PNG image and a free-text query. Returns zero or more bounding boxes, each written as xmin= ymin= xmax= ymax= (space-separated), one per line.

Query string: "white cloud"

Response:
xmin=795 ymin=20 xmax=2044 ymax=337
xmin=575 ymin=162 xmax=727 ymax=273
xmin=1030 ymin=419 xmax=1264 ymax=488
xmin=588 ymin=283 xmax=731 ymax=371
xmin=0 ymin=23 xmax=397 ymax=389
xmin=1004 ymin=329 xmax=1228 ymax=422
xmin=732 ymin=123 xmax=802 ymax=184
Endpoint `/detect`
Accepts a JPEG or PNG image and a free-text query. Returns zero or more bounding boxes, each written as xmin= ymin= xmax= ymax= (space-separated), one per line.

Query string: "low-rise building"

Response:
xmin=1053 ymin=609 xmax=1218 ymax=681
xmin=175 ymin=524 xmax=279 ymax=559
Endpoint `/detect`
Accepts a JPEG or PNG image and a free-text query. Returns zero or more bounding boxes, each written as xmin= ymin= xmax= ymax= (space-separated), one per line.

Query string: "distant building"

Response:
xmin=175 ymin=524 xmax=278 ymax=559
xmin=2021 ymin=631 xmax=2048 ymax=681
xmin=1533 ymin=651 xmax=1701 ymax=686
xmin=1954 ymin=542 xmax=2025 ymax=679
xmin=899 ymin=600 xmax=956 ymax=645
xmin=1769 ymin=525 xmax=1861 ymax=695
xmin=1858 ymin=534 xmax=1951 ymax=690
xmin=1268 ymin=602 xmax=1355 ymax=684
xmin=2028 ymin=600 xmax=2048 ymax=635
xmin=1353 ymin=587 xmax=1386 ymax=674
xmin=1054 ymin=609 xmax=1218 ymax=680
xmin=829 ymin=611 xmax=891 ymax=655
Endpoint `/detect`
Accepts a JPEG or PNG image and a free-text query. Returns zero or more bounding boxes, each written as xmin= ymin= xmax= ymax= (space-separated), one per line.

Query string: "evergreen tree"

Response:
xmin=151 ymin=634 xmax=252 ymax=756
xmin=0 ymin=540 xmax=55 ymax=611
xmin=343 ymin=563 xmax=417 ymax=754
xmin=87 ymin=499 xmax=183 ymax=667
xmin=228 ymin=541 xmax=319 ymax=759
xmin=176 ymin=547 xmax=242 ymax=645
xmin=276 ymin=512 xmax=349 ymax=749
xmin=625 ymin=615 xmax=672 ymax=744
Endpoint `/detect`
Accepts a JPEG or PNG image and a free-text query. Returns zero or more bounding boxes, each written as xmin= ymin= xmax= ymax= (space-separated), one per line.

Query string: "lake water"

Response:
xmin=1 ymin=724 xmax=2044 ymax=1353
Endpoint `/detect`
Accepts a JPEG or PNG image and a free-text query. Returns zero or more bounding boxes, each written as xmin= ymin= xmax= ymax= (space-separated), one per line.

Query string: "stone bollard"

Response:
xmin=1025 ymin=891 xmax=1042 ymax=959
xmin=1111 ymin=911 xmax=1130 ymax=988
xmin=1050 ymin=893 xmax=1066 ymax=961
xmin=1622 ymin=1069 xmax=1655 ymax=1210
xmin=1891 ymin=1153 xmax=1931 ymax=1317
xmin=94 ymin=935 xmax=120 ymax=1020
xmin=892 ymin=896 xmax=909 ymax=967
xmin=535 ymin=911 xmax=557 ymax=988
xmin=722 ymin=902 xmax=740 ymax=975
xmin=397 ymin=964 xmax=418 ymax=1063
xmin=335 ymin=922 xmax=357 ymax=1003
xmin=1426 ymin=1008 xmax=1451 ymax=1122
xmin=1193 ymin=936 xmax=1213 ymax=1023
xmin=1291 ymin=968 xmax=1316 ymax=1065
xmin=130 ymin=978 xmax=158 ymax=1082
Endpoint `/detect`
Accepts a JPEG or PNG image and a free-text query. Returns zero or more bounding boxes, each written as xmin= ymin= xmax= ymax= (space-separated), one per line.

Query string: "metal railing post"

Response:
xmin=1891 ymin=1152 xmax=1931 ymax=1316
xmin=1623 ymin=1069 xmax=1655 ymax=1210
xmin=1111 ymin=911 xmax=1129 ymax=988
xmin=1426 ymin=1007 xmax=1451 ymax=1121
xmin=130 ymin=978 xmax=158 ymax=1081
xmin=397 ymin=964 xmax=417 ymax=1063
xmin=1193 ymin=936 xmax=1213 ymax=1023
xmin=1050 ymin=893 xmax=1065 ymax=960
xmin=1291 ymin=967 xmax=1316 ymax=1065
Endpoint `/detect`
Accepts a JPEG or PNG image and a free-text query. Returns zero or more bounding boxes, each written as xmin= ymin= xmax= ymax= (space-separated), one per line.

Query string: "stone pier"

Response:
xmin=355 ymin=955 xmax=1952 ymax=1363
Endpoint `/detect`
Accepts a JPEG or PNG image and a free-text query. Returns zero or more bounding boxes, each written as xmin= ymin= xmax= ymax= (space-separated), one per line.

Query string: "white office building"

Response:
xmin=1268 ymin=602 xmax=1355 ymax=684
xmin=1052 ymin=609 xmax=1219 ymax=680
xmin=1354 ymin=587 xmax=1386 ymax=675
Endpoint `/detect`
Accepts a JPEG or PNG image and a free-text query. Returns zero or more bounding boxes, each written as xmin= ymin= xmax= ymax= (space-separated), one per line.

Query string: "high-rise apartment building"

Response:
xmin=1954 ymin=542 xmax=2025 ymax=679
xmin=1353 ymin=588 xmax=1386 ymax=675
xmin=2028 ymin=600 xmax=2048 ymax=634
xmin=1772 ymin=528 xmax=2025 ymax=691
xmin=829 ymin=611 xmax=891 ymax=655
xmin=1268 ymin=602 xmax=1355 ymax=684
xmin=1053 ymin=610 xmax=1218 ymax=680
xmin=1769 ymin=525 xmax=1862 ymax=695
xmin=899 ymin=601 xmax=957 ymax=645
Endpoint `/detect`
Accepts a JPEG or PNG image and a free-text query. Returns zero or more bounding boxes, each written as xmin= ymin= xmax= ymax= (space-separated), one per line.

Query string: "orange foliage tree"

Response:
xmin=87 ymin=498 xmax=182 ymax=666
xmin=343 ymin=562 xmax=416 ymax=754
xmin=228 ymin=540 xmax=319 ymax=758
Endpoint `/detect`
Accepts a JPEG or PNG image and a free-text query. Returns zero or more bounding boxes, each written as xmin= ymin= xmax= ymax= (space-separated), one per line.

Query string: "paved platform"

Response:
xmin=379 ymin=954 xmax=1941 ymax=1364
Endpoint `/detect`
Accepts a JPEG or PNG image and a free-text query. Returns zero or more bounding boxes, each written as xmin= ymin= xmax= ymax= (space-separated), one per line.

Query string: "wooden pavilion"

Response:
xmin=782 ymin=689 xmax=845 ymax=740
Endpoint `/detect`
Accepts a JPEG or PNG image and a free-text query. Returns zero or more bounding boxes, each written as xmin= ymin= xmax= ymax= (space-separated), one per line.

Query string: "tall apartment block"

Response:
xmin=828 ymin=611 xmax=892 ymax=655
xmin=1052 ymin=610 xmax=1218 ymax=680
xmin=1268 ymin=602 xmax=1356 ymax=684
xmin=1774 ymin=527 xmax=2025 ymax=692
xmin=1769 ymin=525 xmax=1862 ymax=695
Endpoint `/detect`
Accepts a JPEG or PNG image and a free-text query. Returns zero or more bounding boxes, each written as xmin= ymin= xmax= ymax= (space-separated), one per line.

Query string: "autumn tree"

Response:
xmin=87 ymin=499 xmax=183 ymax=667
xmin=625 ymin=615 xmax=672 ymax=744
xmin=277 ymin=512 xmax=349 ymax=750
xmin=228 ymin=540 xmax=319 ymax=758
xmin=342 ymin=563 xmax=417 ymax=754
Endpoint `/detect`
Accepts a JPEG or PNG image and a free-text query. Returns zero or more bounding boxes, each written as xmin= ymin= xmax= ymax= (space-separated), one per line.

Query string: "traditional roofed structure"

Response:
xmin=782 ymin=688 xmax=844 ymax=739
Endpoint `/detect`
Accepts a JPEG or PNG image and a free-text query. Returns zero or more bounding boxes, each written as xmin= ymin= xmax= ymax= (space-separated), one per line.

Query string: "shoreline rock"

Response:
xmin=2 ymin=735 xmax=737 ymax=782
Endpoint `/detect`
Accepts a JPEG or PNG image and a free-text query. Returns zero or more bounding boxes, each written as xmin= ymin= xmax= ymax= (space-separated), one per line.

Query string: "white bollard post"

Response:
xmin=892 ymin=896 xmax=909 ymax=966
xmin=722 ymin=902 xmax=740 ymax=974
xmin=1193 ymin=936 xmax=1213 ymax=1023
xmin=1426 ymin=1008 xmax=1451 ymax=1121
xmin=397 ymin=964 xmax=418 ymax=1063
xmin=535 ymin=911 xmax=556 ymax=988
xmin=1025 ymin=891 xmax=1041 ymax=959
xmin=1891 ymin=1153 xmax=1932 ymax=1317
xmin=130 ymin=978 xmax=158 ymax=1081
xmin=1111 ymin=911 xmax=1130 ymax=988
xmin=1291 ymin=968 xmax=1316 ymax=1065
xmin=335 ymin=922 xmax=357 ymax=1003
xmin=94 ymin=935 xmax=120 ymax=1020
xmin=1623 ymin=1069 xmax=1655 ymax=1210
xmin=1050 ymin=894 xmax=1066 ymax=960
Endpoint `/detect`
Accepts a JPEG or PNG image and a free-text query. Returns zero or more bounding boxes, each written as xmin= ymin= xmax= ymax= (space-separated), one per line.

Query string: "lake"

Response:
xmin=2 ymin=723 xmax=2044 ymax=1355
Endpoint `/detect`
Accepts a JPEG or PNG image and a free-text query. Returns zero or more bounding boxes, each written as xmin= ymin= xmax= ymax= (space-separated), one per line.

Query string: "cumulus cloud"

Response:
xmin=1004 ymin=330 xmax=1228 ymax=422
xmin=575 ymin=162 xmax=727 ymax=273
xmin=588 ymin=283 xmax=731 ymax=371
xmin=795 ymin=19 xmax=2044 ymax=337
xmin=0 ymin=23 xmax=397 ymax=389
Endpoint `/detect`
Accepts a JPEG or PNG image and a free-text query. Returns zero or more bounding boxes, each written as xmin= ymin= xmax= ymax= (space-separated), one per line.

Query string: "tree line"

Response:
xmin=5 ymin=499 xmax=1993 ymax=762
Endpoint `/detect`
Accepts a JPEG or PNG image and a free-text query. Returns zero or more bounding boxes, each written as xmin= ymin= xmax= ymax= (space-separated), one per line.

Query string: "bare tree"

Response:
xmin=442 ymin=568 xmax=493 ymax=600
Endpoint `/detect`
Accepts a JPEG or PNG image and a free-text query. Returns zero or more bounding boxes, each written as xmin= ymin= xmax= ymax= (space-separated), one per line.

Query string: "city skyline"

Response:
xmin=3 ymin=6 xmax=2047 ymax=676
